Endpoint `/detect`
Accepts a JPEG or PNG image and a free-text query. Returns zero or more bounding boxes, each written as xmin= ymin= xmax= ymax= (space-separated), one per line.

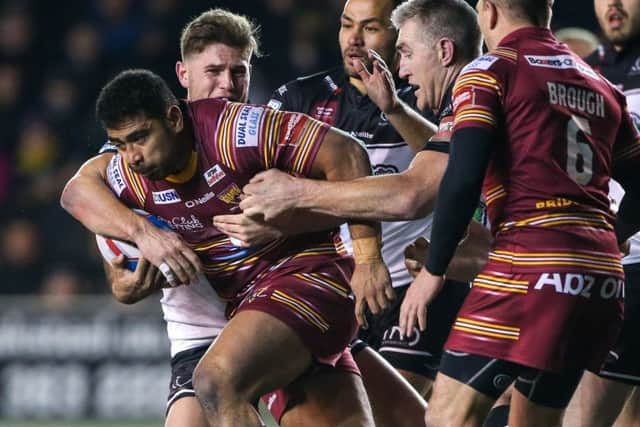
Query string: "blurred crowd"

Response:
xmin=0 ymin=0 xmax=602 ymax=296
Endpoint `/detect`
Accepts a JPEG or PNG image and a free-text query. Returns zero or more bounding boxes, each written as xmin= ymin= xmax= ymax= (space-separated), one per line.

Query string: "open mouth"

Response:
xmin=607 ymin=9 xmax=626 ymax=30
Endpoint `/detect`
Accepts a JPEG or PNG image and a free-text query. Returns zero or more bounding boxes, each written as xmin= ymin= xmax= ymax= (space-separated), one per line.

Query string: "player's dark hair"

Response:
xmin=95 ymin=69 xmax=178 ymax=129
xmin=180 ymin=8 xmax=261 ymax=60
xmin=391 ymin=0 xmax=481 ymax=62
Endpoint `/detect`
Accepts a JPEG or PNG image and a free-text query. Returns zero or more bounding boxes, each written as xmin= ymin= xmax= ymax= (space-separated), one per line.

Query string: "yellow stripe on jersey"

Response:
xmin=492 ymin=47 xmax=518 ymax=61
xmin=261 ymin=109 xmax=282 ymax=169
xmin=454 ymin=72 xmax=503 ymax=96
xmin=455 ymin=109 xmax=498 ymax=127
xmin=217 ymin=103 xmax=242 ymax=171
xmin=293 ymin=273 xmax=350 ymax=298
xmin=485 ymin=184 xmax=507 ymax=206
xmin=488 ymin=250 xmax=623 ymax=274
xmin=271 ymin=290 xmax=330 ymax=332
xmin=499 ymin=212 xmax=612 ymax=230
xmin=292 ymin=119 xmax=323 ymax=174
xmin=474 ymin=274 xmax=529 ymax=294
xmin=454 ymin=317 xmax=520 ymax=340
xmin=122 ymin=161 xmax=146 ymax=207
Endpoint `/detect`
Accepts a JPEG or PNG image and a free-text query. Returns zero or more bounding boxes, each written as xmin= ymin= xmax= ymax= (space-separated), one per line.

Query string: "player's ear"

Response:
xmin=166 ymin=105 xmax=184 ymax=133
xmin=488 ymin=1 xmax=498 ymax=30
xmin=176 ymin=61 xmax=188 ymax=89
xmin=438 ymin=38 xmax=455 ymax=67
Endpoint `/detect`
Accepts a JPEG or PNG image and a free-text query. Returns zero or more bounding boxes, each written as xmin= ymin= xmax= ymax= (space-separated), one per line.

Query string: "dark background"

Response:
xmin=0 ymin=0 xmax=602 ymax=297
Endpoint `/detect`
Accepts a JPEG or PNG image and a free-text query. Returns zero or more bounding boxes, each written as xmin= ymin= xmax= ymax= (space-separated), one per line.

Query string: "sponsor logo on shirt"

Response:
xmin=525 ymin=55 xmax=599 ymax=79
xmin=315 ymin=106 xmax=334 ymax=118
xmin=204 ymin=164 xmax=226 ymax=187
xmin=218 ymin=183 xmax=242 ymax=204
xmin=107 ymin=156 xmax=126 ymax=196
xmin=267 ymin=99 xmax=282 ymax=110
xmin=235 ymin=105 xmax=263 ymax=147
xmin=373 ymin=164 xmax=399 ymax=175
xmin=277 ymin=85 xmax=287 ymax=96
xmin=464 ymin=55 xmax=499 ymax=71
xmin=534 ymin=273 xmax=623 ymax=300
xmin=185 ymin=191 xmax=216 ymax=208
xmin=170 ymin=215 xmax=204 ymax=231
xmin=153 ymin=189 xmax=182 ymax=205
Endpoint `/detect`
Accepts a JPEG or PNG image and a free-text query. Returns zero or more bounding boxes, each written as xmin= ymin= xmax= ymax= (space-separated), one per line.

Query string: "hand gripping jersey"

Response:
xmin=587 ymin=41 xmax=640 ymax=265
xmin=269 ymin=67 xmax=437 ymax=287
xmin=105 ymin=98 xmax=348 ymax=300
xmin=445 ymin=28 xmax=640 ymax=371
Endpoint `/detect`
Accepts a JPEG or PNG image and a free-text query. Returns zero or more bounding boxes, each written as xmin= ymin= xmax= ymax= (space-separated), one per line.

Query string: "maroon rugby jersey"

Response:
xmin=452 ymin=27 xmax=640 ymax=276
xmin=106 ymin=98 xmax=346 ymax=298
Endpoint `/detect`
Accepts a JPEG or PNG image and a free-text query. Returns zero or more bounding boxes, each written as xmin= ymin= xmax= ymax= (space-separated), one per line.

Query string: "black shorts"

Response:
xmin=358 ymin=279 xmax=469 ymax=378
xmin=167 ymin=345 xmax=209 ymax=411
xmin=598 ymin=263 xmax=640 ymax=385
xmin=439 ymin=350 xmax=583 ymax=409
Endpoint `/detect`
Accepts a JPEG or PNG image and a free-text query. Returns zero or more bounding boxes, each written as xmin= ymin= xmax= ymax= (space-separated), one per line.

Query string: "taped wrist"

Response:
xmin=352 ymin=236 xmax=383 ymax=265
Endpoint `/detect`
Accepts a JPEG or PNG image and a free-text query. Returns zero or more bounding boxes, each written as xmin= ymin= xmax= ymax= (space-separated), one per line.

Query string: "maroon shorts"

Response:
xmin=261 ymin=346 xmax=360 ymax=423
xmin=229 ymin=253 xmax=357 ymax=366
xmin=445 ymin=261 xmax=624 ymax=372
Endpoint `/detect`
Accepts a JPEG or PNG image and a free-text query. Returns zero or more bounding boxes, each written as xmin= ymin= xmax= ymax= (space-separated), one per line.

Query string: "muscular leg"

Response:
xmin=483 ymin=386 xmax=512 ymax=427
xmin=166 ymin=396 xmax=208 ymax=427
xmin=614 ymin=386 xmax=640 ymax=427
xmin=398 ymin=368 xmax=434 ymax=398
xmin=279 ymin=368 xmax=374 ymax=427
xmin=357 ymin=347 xmax=427 ymax=426
xmin=510 ymin=387 xmax=563 ymax=427
xmin=192 ymin=310 xmax=314 ymax=427
xmin=563 ymin=371 xmax=633 ymax=427
xmin=426 ymin=373 xmax=496 ymax=427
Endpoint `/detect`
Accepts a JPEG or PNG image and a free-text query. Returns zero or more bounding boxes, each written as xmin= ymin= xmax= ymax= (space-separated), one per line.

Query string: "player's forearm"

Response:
xmin=60 ymin=155 xmax=146 ymax=241
xmin=386 ymin=101 xmax=437 ymax=153
xmin=271 ymin=210 xmax=345 ymax=235
xmin=105 ymin=261 xmax=162 ymax=304
xmin=297 ymin=151 xmax=446 ymax=221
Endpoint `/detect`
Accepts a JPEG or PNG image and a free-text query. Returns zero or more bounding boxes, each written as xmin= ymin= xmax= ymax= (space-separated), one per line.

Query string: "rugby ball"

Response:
xmin=95 ymin=209 xmax=173 ymax=271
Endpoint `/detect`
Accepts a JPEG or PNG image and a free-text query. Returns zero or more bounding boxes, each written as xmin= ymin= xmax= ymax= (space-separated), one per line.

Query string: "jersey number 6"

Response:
xmin=566 ymin=114 xmax=594 ymax=186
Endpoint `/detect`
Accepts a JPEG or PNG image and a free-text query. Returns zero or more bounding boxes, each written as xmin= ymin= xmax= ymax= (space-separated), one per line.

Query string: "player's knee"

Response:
xmin=192 ymin=357 xmax=238 ymax=410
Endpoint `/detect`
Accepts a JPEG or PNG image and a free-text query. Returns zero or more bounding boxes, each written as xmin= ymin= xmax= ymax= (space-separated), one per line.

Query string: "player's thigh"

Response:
xmin=427 ymin=371 xmax=496 ymax=427
xmin=510 ymin=367 xmax=583 ymax=427
xmin=165 ymin=396 xmax=208 ymax=427
xmin=564 ymin=370 xmax=633 ymax=427
xmin=354 ymin=344 xmax=426 ymax=427
xmin=280 ymin=367 xmax=373 ymax=427
xmin=614 ymin=386 xmax=640 ymax=427
xmin=194 ymin=309 xmax=312 ymax=400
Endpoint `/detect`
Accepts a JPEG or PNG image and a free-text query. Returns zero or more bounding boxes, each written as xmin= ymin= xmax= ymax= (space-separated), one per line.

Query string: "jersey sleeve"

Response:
xmin=99 ymin=141 xmax=117 ymax=154
xmin=267 ymin=82 xmax=297 ymax=111
xmin=105 ymin=153 xmax=146 ymax=208
xmin=265 ymin=110 xmax=331 ymax=177
xmin=451 ymin=66 xmax=504 ymax=133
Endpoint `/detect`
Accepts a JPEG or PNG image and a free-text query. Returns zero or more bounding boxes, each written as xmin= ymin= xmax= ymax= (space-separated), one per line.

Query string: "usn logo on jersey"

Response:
xmin=153 ymin=189 xmax=181 ymax=205
xmin=235 ymin=105 xmax=263 ymax=147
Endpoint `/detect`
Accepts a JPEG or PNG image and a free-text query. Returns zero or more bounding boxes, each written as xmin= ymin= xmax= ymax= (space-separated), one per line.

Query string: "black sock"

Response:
xmin=483 ymin=404 xmax=509 ymax=427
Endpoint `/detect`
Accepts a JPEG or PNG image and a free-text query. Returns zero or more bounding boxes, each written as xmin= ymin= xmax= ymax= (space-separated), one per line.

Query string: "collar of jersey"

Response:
xmin=166 ymin=151 xmax=198 ymax=183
